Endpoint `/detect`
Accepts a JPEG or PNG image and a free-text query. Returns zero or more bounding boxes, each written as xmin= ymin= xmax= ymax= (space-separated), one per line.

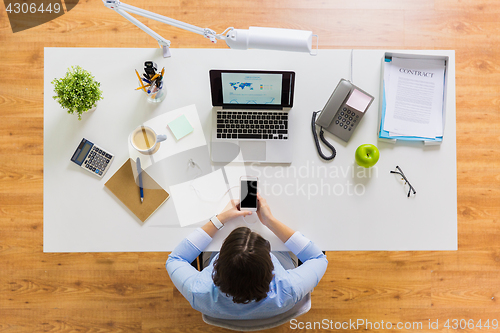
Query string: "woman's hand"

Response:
xmin=218 ymin=199 xmax=252 ymax=224
xmin=256 ymin=193 xmax=275 ymax=226
xmin=257 ymin=193 xmax=294 ymax=243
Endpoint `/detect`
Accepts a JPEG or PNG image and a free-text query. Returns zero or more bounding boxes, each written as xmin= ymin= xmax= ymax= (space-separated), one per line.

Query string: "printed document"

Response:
xmin=383 ymin=57 xmax=445 ymax=138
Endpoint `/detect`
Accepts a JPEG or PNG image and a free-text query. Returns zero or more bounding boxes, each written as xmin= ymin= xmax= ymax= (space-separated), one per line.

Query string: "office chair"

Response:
xmin=191 ymin=252 xmax=312 ymax=331
xmin=202 ymin=292 xmax=311 ymax=331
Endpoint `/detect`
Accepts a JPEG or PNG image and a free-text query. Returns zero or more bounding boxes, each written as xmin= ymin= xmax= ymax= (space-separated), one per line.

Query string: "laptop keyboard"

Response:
xmin=216 ymin=110 xmax=288 ymax=140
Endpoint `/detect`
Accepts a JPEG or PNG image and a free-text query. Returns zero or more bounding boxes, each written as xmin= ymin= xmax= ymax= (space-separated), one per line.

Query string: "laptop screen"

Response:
xmin=221 ymin=72 xmax=282 ymax=105
xmin=210 ymin=70 xmax=295 ymax=109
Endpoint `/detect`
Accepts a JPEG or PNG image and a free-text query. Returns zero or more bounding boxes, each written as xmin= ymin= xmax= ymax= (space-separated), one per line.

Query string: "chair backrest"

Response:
xmin=202 ymin=292 xmax=311 ymax=332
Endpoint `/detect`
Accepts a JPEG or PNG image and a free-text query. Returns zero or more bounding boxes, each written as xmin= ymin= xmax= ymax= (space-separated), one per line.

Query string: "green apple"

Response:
xmin=355 ymin=144 xmax=380 ymax=168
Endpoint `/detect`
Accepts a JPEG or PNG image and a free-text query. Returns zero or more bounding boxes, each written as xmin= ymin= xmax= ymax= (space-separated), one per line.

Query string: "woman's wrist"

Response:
xmin=202 ymin=219 xmax=219 ymax=238
xmin=265 ymin=216 xmax=294 ymax=243
xmin=263 ymin=215 xmax=278 ymax=227
xmin=217 ymin=211 xmax=230 ymax=224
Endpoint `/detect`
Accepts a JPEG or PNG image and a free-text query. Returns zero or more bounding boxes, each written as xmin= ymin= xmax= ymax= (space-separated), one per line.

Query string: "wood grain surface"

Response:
xmin=1 ymin=0 xmax=499 ymax=332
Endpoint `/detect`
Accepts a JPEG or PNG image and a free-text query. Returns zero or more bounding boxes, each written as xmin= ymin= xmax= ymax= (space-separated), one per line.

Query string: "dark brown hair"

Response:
xmin=212 ymin=227 xmax=274 ymax=304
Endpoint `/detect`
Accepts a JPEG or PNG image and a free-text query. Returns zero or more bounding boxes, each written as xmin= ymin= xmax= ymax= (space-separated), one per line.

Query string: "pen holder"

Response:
xmin=146 ymin=79 xmax=166 ymax=103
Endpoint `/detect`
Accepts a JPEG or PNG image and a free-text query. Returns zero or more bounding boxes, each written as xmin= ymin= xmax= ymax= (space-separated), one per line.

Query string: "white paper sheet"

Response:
xmin=170 ymin=169 xmax=230 ymax=227
xmin=384 ymin=58 xmax=445 ymax=138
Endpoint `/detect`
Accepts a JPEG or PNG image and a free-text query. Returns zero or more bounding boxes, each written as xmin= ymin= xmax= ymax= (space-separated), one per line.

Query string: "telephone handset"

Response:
xmin=312 ymin=79 xmax=375 ymax=160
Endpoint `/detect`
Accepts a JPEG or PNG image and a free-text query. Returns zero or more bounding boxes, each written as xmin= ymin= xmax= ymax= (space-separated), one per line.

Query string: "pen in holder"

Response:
xmin=146 ymin=79 xmax=166 ymax=103
xmin=135 ymin=62 xmax=166 ymax=103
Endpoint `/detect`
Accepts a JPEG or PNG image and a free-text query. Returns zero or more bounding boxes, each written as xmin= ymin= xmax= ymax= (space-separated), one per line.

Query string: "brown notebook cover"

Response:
xmin=105 ymin=158 xmax=170 ymax=223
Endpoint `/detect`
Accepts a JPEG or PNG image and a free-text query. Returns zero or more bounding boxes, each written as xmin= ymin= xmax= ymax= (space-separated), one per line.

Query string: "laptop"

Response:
xmin=209 ymin=69 xmax=295 ymax=163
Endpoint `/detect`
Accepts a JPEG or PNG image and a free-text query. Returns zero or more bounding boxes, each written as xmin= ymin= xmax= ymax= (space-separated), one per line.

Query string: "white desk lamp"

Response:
xmin=103 ymin=0 xmax=318 ymax=58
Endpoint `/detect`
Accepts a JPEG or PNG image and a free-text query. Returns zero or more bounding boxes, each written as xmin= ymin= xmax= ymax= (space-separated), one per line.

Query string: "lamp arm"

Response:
xmin=103 ymin=0 xmax=316 ymax=56
xmin=103 ymin=0 xmax=222 ymax=57
xmin=117 ymin=2 xmax=209 ymax=37
xmin=113 ymin=8 xmax=171 ymax=48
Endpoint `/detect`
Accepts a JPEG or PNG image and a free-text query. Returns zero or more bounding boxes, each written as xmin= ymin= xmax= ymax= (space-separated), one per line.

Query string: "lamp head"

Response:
xmin=223 ymin=27 xmax=317 ymax=55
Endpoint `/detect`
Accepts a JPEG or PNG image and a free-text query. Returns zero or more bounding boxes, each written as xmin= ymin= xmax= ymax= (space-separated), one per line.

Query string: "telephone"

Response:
xmin=312 ymin=79 xmax=375 ymax=160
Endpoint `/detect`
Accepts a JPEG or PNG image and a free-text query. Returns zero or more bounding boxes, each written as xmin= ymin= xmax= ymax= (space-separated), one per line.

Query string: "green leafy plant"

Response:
xmin=52 ymin=66 xmax=103 ymax=120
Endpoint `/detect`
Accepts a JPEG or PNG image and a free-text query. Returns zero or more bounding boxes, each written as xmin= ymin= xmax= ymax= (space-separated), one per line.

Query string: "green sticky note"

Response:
xmin=168 ymin=114 xmax=194 ymax=140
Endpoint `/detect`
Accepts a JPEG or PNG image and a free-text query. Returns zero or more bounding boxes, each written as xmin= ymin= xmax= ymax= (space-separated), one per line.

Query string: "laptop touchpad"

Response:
xmin=240 ymin=141 xmax=266 ymax=161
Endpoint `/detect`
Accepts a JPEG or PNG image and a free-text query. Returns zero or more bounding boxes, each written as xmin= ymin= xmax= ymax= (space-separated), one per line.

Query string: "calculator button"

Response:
xmin=99 ymin=171 xmax=103 ymax=176
xmin=338 ymin=116 xmax=342 ymax=120
xmin=95 ymin=169 xmax=100 ymax=173
xmin=339 ymin=123 xmax=343 ymax=127
xmin=343 ymin=107 xmax=347 ymax=111
xmin=340 ymin=111 xmax=344 ymax=116
xmin=346 ymin=121 xmax=350 ymax=125
xmin=335 ymin=120 xmax=339 ymax=124
xmin=348 ymin=128 xmax=352 ymax=131
xmin=106 ymin=154 xmax=111 ymax=159
xmin=344 ymin=125 xmax=348 ymax=129
xmin=349 ymin=117 xmax=353 ymax=121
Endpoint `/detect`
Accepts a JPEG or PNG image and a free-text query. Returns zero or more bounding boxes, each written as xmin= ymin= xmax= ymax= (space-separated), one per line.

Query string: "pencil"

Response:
xmin=135 ymin=84 xmax=151 ymax=90
xmin=135 ymin=69 xmax=147 ymax=92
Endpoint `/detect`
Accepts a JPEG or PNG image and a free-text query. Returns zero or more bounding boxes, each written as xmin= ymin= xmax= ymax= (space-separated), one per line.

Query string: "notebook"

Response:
xmin=105 ymin=158 xmax=169 ymax=223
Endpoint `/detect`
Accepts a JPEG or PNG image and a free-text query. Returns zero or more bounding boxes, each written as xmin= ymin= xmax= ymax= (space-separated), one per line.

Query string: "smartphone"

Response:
xmin=240 ymin=176 xmax=258 ymax=212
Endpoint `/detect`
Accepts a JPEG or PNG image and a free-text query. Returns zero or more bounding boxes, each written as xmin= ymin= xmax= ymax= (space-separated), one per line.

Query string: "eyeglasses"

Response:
xmin=390 ymin=166 xmax=416 ymax=197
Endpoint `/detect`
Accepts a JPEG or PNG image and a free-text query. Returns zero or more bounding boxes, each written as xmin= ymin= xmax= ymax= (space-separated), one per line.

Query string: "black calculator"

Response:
xmin=70 ymin=138 xmax=114 ymax=178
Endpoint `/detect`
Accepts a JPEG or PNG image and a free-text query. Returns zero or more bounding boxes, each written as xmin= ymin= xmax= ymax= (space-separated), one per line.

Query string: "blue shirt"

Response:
xmin=166 ymin=228 xmax=328 ymax=320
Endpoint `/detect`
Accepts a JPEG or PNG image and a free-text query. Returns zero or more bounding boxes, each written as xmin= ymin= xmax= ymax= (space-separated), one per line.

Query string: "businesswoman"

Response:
xmin=166 ymin=193 xmax=328 ymax=320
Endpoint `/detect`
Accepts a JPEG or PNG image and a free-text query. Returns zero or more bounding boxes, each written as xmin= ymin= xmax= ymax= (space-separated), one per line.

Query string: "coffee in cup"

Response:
xmin=130 ymin=126 xmax=167 ymax=154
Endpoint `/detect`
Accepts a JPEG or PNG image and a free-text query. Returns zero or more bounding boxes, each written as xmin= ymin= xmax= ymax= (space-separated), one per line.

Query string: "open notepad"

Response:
xmin=105 ymin=158 xmax=170 ymax=223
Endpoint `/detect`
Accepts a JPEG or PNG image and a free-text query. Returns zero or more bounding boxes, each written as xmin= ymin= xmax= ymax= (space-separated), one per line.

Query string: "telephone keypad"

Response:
xmin=331 ymin=105 xmax=363 ymax=141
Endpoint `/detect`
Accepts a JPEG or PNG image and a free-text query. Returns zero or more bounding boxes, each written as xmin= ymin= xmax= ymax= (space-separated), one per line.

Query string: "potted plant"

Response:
xmin=52 ymin=65 xmax=103 ymax=120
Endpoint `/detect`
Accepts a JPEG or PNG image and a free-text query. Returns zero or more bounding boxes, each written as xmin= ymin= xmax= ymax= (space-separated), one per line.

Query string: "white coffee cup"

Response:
xmin=130 ymin=126 xmax=167 ymax=154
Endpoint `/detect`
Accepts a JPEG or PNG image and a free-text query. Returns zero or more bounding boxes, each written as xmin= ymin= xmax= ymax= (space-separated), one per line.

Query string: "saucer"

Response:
xmin=139 ymin=142 xmax=161 ymax=155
